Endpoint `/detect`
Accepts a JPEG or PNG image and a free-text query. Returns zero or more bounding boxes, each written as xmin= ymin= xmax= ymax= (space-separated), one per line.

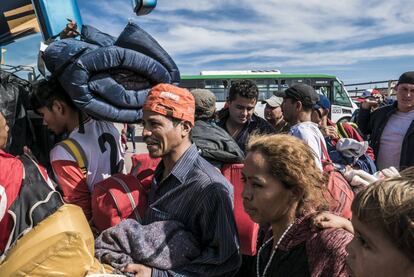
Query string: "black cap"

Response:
xmin=397 ymin=71 xmax=414 ymax=86
xmin=275 ymin=83 xmax=320 ymax=107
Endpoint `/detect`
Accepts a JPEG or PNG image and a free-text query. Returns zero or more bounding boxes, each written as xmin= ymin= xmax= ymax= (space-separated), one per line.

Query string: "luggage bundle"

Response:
xmin=92 ymin=173 xmax=150 ymax=233
xmin=0 ymin=204 xmax=112 ymax=276
xmin=0 ymin=70 xmax=32 ymax=155
xmin=42 ymin=22 xmax=180 ymax=123
xmin=91 ymin=154 xmax=161 ymax=233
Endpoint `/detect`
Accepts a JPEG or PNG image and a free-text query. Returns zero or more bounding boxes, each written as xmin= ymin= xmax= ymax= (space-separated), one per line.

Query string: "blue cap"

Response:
xmin=314 ymin=94 xmax=331 ymax=110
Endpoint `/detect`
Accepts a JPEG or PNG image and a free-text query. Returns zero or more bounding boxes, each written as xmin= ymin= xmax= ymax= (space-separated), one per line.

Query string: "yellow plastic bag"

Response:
xmin=0 ymin=204 xmax=111 ymax=276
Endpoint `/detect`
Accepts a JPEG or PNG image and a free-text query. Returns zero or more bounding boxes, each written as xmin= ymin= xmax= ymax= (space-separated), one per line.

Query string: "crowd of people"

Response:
xmin=0 ymin=70 xmax=413 ymax=276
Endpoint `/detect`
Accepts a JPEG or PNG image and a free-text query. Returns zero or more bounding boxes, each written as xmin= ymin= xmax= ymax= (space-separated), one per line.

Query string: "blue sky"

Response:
xmin=3 ymin=0 xmax=414 ymax=85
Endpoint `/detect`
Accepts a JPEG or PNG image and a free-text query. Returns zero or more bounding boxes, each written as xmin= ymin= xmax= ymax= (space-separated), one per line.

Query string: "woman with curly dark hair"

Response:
xmin=242 ymin=134 xmax=352 ymax=277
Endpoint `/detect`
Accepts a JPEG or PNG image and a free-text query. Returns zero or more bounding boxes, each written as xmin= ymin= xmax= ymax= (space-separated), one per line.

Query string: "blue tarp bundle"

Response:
xmin=43 ymin=22 xmax=180 ymax=123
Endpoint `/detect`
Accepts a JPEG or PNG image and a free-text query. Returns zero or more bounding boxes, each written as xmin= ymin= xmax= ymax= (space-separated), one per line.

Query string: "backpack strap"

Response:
xmin=336 ymin=122 xmax=349 ymax=139
xmin=58 ymin=138 xmax=88 ymax=178
xmin=320 ymin=138 xmax=336 ymax=172
xmin=320 ymin=138 xmax=331 ymax=163
xmin=110 ymin=176 xmax=142 ymax=223
xmin=337 ymin=121 xmax=365 ymax=140
xmin=347 ymin=122 xmax=365 ymax=138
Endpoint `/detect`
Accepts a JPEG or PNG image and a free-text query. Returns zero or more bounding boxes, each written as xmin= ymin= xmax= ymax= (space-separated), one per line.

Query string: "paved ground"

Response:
xmin=115 ymin=123 xmax=147 ymax=173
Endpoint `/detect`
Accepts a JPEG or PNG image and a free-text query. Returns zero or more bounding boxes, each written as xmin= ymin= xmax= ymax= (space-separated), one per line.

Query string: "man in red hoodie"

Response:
xmin=0 ymin=111 xmax=22 ymax=254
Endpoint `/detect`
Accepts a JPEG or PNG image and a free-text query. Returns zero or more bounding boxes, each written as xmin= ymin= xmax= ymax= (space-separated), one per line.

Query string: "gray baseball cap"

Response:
xmin=191 ymin=89 xmax=216 ymax=119
xmin=261 ymin=95 xmax=283 ymax=108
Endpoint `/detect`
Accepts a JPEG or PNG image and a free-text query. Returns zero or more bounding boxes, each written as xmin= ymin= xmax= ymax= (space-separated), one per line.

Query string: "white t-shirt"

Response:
xmin=289 ymin=121 xmax=326 ymax=171
xmin=50 ymin=118 xmax=125 ymax=192
xmin=377 ymin=110 xmax=414 ymax=170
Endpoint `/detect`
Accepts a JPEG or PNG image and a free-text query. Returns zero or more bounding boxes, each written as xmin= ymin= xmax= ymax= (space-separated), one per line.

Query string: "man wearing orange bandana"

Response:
xmin=123 ymin=84 xmax=241 ymax=277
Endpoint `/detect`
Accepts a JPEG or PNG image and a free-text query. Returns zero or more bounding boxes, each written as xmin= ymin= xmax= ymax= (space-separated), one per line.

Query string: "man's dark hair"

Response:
xmin=228 ymin=80 xmax=259 ymax=102
xmin=30 ymin=79 xmax=77 ymax=113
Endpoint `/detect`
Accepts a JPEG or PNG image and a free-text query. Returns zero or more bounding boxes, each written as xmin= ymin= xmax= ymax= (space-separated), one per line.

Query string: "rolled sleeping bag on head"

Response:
xmin=81 ymin=25 xmax=116 ymax=47
xmin=115 ymin=22 xmax=180 ymax=84
xmin=89 ymin=70 xmax=151 ymax=108
xmin=63 ymin=45 xmax=171 ymax=107
xmin=43 ymin=39 xmax=99 ymax=74
xmin=81 ymin=97 xmax=144 ymax=123
xmin=44 ymin=41 xmax=171 ymax=122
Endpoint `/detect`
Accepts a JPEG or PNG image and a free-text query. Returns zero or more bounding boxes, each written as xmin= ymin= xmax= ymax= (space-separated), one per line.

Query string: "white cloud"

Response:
xmin=176 ymin=43 xmax=414 ymax=70
xmin=8 ymin=0 xmax=413 ymax=83
xmin=157 ymin=0 xmax=241 ymax=12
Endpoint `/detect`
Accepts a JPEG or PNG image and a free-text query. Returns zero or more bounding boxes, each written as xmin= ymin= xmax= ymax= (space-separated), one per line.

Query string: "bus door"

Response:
xmin=312 ymin=79 xmax=331 ymax=97
xmin=330 ymin=80 xmax=357 ymax=122
xmin=311 ymin=79 xmax=336 ymax=121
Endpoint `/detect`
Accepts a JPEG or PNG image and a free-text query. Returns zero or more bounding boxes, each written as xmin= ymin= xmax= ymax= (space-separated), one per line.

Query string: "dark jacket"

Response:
xmin=192 ymin=120 xmax=245 ymax=168
xmin=217 ymin=110 xmax=275 ymax=152
xmin=357 ymin=102 xmax=414 ymax=170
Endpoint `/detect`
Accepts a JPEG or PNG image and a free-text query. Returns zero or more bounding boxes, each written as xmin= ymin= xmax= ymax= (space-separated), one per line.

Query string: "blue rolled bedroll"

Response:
xmin=42 ymin=22 xmax=180 ymax=123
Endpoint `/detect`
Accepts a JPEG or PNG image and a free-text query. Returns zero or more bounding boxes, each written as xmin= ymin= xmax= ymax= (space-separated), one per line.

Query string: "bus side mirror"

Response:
xmin=132 ymin=0 xmax=157 ymax=16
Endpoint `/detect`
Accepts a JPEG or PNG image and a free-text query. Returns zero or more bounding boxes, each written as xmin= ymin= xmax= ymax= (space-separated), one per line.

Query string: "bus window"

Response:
xmin=180 ymin=79 xmax=200 ymax=89
xmin=179 ymin=73 xmax=357 ymax=122
xmin=333 ymin=81 xmax=352 ymax=107
xmin=223 ymin=80 xmax=228 ymax=88
xmin=255 ymin=79 xmax=268 ymax=101
xmin=313 ymin=79 xmax=331 ymax=98
xmin=279 ymin=78 xmax=311 ymax=91
xmin=205 ymin=80 xmax=227 ymax=101
xmin=280 ymin=79 xmax=288 ymax=91
xmin=315 ymin=86 xmax=330 ymax=98
xmin=269 ymin=79 xmax=278 ymax=97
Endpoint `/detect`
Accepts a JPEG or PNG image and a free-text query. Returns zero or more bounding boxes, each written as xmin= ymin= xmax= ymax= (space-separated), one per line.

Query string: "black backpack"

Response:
xmin=0 ymin=70 xmax=57 ymax=168
xmin=0 ymin=154 xmax=63 ymax=261
xmin=0 ymin=70 xmax=32 ymax=156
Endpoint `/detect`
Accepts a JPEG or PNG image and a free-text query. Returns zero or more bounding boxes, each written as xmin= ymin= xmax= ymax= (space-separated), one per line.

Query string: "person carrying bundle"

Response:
xmin=30 ymin=78 xmax=125 ymax=220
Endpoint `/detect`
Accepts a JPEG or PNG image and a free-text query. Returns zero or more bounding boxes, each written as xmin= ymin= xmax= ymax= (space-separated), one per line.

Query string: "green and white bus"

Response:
xmin=179 ymin=70 xmax=358 ymax=123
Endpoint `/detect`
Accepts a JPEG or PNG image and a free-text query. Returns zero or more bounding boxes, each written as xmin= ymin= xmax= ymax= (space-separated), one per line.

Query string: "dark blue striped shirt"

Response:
xmin=144 ymin=144 xmax=241 ymax=276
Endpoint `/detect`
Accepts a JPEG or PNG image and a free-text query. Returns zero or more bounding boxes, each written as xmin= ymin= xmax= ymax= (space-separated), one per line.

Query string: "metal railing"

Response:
xmin=0 ymin=64 xmax=40 ymax=81
xmin=344 ymin=80 xmax=397 ymax=98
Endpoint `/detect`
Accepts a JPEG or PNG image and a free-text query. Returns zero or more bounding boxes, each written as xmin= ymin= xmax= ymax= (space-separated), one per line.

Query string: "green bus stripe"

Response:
xmin=181 ymin=73 xmax=336 ymax=80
